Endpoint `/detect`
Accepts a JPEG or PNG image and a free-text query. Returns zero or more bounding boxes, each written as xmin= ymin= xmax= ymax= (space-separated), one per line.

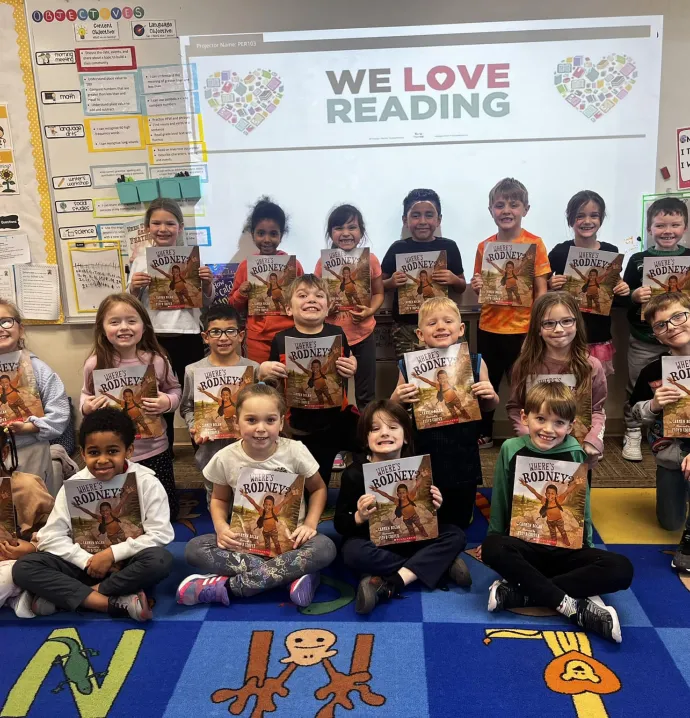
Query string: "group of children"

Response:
xmin=0 ymin=181 xmax=687 ymax=648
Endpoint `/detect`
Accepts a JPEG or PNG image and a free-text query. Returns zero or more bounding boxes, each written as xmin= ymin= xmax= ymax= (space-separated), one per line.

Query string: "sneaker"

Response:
xmin=31 ymin=595 xmax=57 ymax=616
xmin=355 ymin=576 xmax=398 ymax=615
xmin=672 ymin=529 xmax=690 ymax=572
xmin=176 ymin=574 xmax=230 ymax=607
xmin=572 ymin=598 xmax=621 ymax=644
xmin=9 ymin=591 xmax=36 ymax=619
xmin=289 ymin=573 xmax=320 ymax=607
xmin=107 ymin=591 xmax=152 ymax=622
xmin=478 ymin=435 xmax=494 ymax=450
xmin=487 ymin=579 xmax=529 ymax=612
xmin=448 ymin=556 xmax=472 ymax=588
xmin=622 ymin=428 xmax=642 ymax=461
xmin=332 ymin=453 xmax=346 ymax=470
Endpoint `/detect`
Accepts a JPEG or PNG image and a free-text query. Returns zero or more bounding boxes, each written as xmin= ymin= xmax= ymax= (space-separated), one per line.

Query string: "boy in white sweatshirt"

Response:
xmin=12 ymin=407 xmax=174 ymax=621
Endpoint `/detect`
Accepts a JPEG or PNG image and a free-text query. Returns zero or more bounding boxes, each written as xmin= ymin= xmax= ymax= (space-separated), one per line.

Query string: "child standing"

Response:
xmin=230 ymin=198 xmax=305 ymax=363
xmin=177 ymin=383 xmax=336 ymax=608
xmin=315 ymin=204 xmax=384 ymax=408
xmin=0 ymin=300 xmax=69 ymax=490
xmin=506 ymin=292 xmax=606 ymax=468
xmin=81 ymin=294 xmax=181 ymax=519
xmin=335 ymin=400 xmax=470 ymax=614
xmin=548 ymin=191 xmax=630 ymax=375
xmin=128 ymin=198 xmax=214 ymax=449
xmin=630 ymin=292 xmax=690 ymax=570
xmin=381 ymin=189 xmax=466 ymax=358
xmin=391 ymin=297 xmax=498 ymax=528
xmin=12 ymin=408 xmax=174 ymax=621
xmin=470 ymin=178 xmax=551 ymax=448
xmin=481 ymin=382 xmax=633 ymax=643
xmin=259 ymin=275 xmax=359 ymax=483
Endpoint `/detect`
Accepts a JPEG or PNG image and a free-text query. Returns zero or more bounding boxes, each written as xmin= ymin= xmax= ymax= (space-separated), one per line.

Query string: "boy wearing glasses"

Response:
xmin=631 ymin=292 xmax=690 ymax=571
xmin=180 ymin=305 xmax=258 ymax=475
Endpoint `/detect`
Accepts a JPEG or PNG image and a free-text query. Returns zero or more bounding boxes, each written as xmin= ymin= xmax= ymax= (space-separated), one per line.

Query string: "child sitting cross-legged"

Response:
xmin=480 ymin=381 xmax=633 ymax=643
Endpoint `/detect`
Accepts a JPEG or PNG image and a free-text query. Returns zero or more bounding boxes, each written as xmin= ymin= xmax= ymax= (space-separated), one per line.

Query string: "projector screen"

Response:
xmin=182 ymin=16 xmax=662 ymax=284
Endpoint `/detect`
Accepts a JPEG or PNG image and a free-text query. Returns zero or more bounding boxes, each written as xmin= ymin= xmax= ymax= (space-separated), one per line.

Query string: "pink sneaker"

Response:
xmin=289 ymin=573 xmax=320 ymax=607
xmin=176 ymin=574 xmax=230 ymax=606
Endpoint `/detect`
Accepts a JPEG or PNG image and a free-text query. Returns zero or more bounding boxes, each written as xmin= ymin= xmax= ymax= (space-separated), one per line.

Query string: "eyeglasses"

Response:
xmin=540 ymin=317 xmax=577 ymax=331
xmin=0 ymin=317 xmax=18 ymax=330
xmin=205 ymin=328 xmax=240 ymax=339
xmin=651 ymin=311 xmax=690 ymax=336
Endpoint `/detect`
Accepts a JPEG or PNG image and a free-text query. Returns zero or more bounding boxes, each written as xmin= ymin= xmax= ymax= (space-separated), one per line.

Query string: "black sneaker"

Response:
xmin=487 ymin=579 xmax=528 ymax=612
xmin=355 ymin=576 xmax=398 ymax=615
xmin=448 ymin=556 xmax=472 ymax=588
xmin=672 ymin=529 xmax=690 ymax=572
xmin=572 ymin=598 xmax=621 ymax=644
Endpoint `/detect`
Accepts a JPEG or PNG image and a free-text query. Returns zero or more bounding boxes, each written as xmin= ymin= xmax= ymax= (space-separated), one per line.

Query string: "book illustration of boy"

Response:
xmin=486 ymin=257 xmax=526 ymax=305
xmin=412 ymin=367 xmax=472 ymax=421
xmin=199 ymin=385 xmax=238 ymax=433
xmin=289 ymin=345 xmax=340 ymax=406
xmin=323 ymin=264 xmax=363 ymax=306
xmin=152 ymin=255 xmax=200 ymax=307
xmin=403 ymin=269 xmax=440 ymax=300
xmin=646 ymin=270 xmax=690 ymax=294
xmin=251 ymin=270 xmax=287 ymax=313
xmin=370 ymin=480 xmax=429 ymax=538
xmin=569 ymin=259 xmax=621 ymax=312
xmin=0 ymin=371 xmax=29 ymax=420
xmin=71 ymin=483 xmax=137 ymax=547
xmin=518 ymin=476 xmax=584 ymax=546
xmin=239 ymin=488 xmax=298 ymax=555
xmin=102 ymin=388 xmax=152 ymax=437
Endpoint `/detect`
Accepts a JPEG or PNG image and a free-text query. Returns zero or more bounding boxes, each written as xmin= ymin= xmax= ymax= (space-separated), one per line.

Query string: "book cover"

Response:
xmin=404 ymin=343 xmax=480 ymax=430
xmin=207 ymin=262 xmax=239 ymax=306
xmin=662 ymin=355 xmax=690 ymax=437
xmin=510 ymin=456 xmax=587 ymax=549
xmin=0 ymin=350 xmax=45 ymax=425
xmin=193 ymin=365 xmax=254 ymax=440
xmin=527 ymin=373 xmax=592 ymax=446
xmin=320 ymin=247 xmax=371 ymax=310
xmin=146 ymin=245 xmax=202 ymax=310
xmin=285 ymin=334 xmax=343 ymax=409
xmin=123 ymin=219 xmax=152 ymax=262
xmin=395 ymin=250 xmax=447 ymax=314
xmin=643 ymin=256 xmax=690 ymax=298
xmin=93 ymin=364 xmax=164 ymax=439
xmin=66 ymin=472 xmax=143 ymax=555
xmin=229 ymin=467 xmax=305 ymax=557
xmin=247 ymin=254 xmax=297 ymax=316
xmin=0 ymin=476 xmax=16 ymax=541
xmin=364 ymin=454 xmax=439 ymax=547
xmin=479 ymin=242 xmax=536 ymax=307
xmin=563 ymin=247 xmax=623 ymax=316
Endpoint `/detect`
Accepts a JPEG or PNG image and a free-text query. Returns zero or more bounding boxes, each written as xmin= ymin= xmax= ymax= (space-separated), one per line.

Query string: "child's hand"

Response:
xmin=392 ymin=382 xmax=419 ymax=404
xmin=350 ymin=305 xmax=374 ymax=323
xmin=632 ymin=286 xmax=652 ymax=304
xmin=549 ymin=274 xmax=567 ymax=290
xmin=391 ymin=270 xmax=408 ymax=287
xmin=216 ymin=523 xmax=243 ymax=550
xmin=681 ymin=453 xmax=690 ymax=480
xmin=518 ymin=478 xmax=527 ymax=486
xmin=190 ymin=428 xmax=210 ymax=445
xmin=582 ymin=442 xmax=601 ymax=459
xmin=431 ymin=269 xmax=457 ymax=286
xmin=327 ymin=298 xmax=340 ymax=316
xmin=355 ymin=494 xmax=376 ymax=523
xmin=335 ymin=355 xmax=357 ymax=378
xmin=289 ymin=524 xmax=316 ymax=549
xmin=0 ymin=538 xmax=35 ymax=560
xmin=474 ymin=544 xmax=483 ymax=562
xmin=470 ymin=273 xmax=483 ymax=293
xmin=238 ymin=281 xmax=252 ymax=297
xmin=613 ymin=280 xmax=630 ymax=296
xmin=130 ymin=272 xmax=151 ymax=290
xmin=198 ymin=266 xmax=213 ymax=286
xmin=142 ymin=395 xmax=171 ymax=415
xmin=259 ymin=361 xmax=287 ymax=381
xmin=471 ymin=381 xmax=496 ymax=401
xmin=86 ymin=548 xmax=114 ymax=579
xmin=83 ymin=395 xmax=109 ymax=415
xmin=6 ymin=421 xmax=37 ymax=435
xmin=430 ymin=485 xmax=443 ymax=509
xmin=651 ymin=385 xmax=684 ymax=413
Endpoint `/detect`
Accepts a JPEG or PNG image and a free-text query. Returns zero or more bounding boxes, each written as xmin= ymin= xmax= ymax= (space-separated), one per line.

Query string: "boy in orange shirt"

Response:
xmin=470 ymin=178 xmax=551 ymax=448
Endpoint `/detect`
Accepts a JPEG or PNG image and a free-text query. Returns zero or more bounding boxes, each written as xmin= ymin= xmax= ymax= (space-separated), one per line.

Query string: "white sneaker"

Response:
xmin=622 ymin=428 xmax=642 ymax=461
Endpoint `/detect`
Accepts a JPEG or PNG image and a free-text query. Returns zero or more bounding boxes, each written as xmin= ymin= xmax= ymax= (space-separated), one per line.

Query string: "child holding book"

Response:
xmin=0 ymin=299 xmax=69 ymax=490
xmin=481 ymin=382 xmax=633 ymax=643
xmin=621 ymin=197 xmax=690 ymax=461
xmin=381 ymin=188 xmax=466 ymax=358
xmin=12 ymin=408 xmax=174 ymax=621
xmin=315 ymin=204 xmax=384 ymax=408
xmin=548 ymin=190 xmax=630 ymax=375
xmin=230 ymin=198 xmax=305 ymax=363
xmin=506 ymin=292 xmax=606 ymax=468
xmin=81 ymin=294 xmax=181 ymax=519
xmin=470 ymin=178 xmax=551 ymax=448
xmin=177 ymin=383 xmax=336 ymax=608
xmin=391 ymin=297 xmax=498 ymax=527
xmin=259 ymin=274 xmax=359 ymax=484
xmin=630 ymin=291 xmax=690 ymax=571
xmin=335 ymin=400 xmax=470 ymax=614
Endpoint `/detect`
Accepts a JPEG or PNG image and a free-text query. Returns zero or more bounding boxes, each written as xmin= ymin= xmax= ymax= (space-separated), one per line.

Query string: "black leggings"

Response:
xmin=138 ymin=449 xmax=178 ymax=520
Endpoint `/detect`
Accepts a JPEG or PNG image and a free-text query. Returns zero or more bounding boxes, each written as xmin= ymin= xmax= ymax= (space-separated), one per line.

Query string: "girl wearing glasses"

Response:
xmin=506 ymin=292 xmax=607 ymax=469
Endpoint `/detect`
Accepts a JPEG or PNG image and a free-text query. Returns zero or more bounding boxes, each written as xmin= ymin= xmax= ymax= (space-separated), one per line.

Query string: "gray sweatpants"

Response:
xmin=656 ymin=466 xmax=690 ymax=531
xmin=625 ymin=336 xmax=666 ymax=430
xmin=185 ymin=533 xmax=336 ymax=597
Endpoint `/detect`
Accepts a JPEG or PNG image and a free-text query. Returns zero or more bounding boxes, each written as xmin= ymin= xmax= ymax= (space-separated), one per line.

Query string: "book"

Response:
xmin=510 ymin=456 xmax=587 ymax=549
xmin=563 ymin=247 xmax=623 ymax=316
xmin=0 ymin=350 xmax=45 ymax=425
xmin=247 ymin=254 xmax=297 ymax=316
xmin=404 ymin=344 xmax=480 ymax=430
xmin=93 ymin=364 xmax=164 ymax=439
xmin=527 ymin=373 xmax=592 ymax=446
xmin=229 ymin=467 xmax=305 ymax=557
xmin=146 ymin=245 xmax=202 ymax=310
xmin=285 ymin=334 xmax=343 ymax=409
xmin=66 ymin=473 xmax=143 ymax=555
xmin=123 ymin=219 xmax=152 ymax=262
xmin=363 ymin=454 xmax=439 ymax=547
xmin=0 ymin=476 xmax=16 ymax=541
xmin=207 ymin=262 xmax=239 ymax=306
xmin=643 ymin=256 xmax=690 ymax=299
xmin=320 ymin=247 xmax=371 ymax=310
xmin=193 ymin=365 xmax=254 ymax=441
xmin=662 ymin=355 xmax=690 ymax=437
xmin=395 ymin=250 xmax=447 ymax=314
xmin=479 ymin=242 xmax=536 ymax=307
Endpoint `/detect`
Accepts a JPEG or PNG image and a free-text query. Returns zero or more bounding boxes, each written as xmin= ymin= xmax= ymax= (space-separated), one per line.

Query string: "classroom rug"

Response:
xmin=1 ymin=487 xmax=689 ymax=718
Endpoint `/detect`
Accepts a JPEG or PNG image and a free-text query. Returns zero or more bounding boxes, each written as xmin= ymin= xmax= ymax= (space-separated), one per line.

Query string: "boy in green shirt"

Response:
xmin=481 ymin=382 xmax=633 ymax=643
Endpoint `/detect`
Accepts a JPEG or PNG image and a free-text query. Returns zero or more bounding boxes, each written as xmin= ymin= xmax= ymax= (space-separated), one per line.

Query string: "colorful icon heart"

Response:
xmin=554 ymin=54 xmax=637 ymax=122
xmin=205 ymin=69 xmax=284 ymax=135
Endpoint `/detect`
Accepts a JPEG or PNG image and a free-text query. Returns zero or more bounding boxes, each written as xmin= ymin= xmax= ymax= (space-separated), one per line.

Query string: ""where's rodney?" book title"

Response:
xmin=247 ymin=254 xmax=297 ymax=316
xmin=320 ymin=247 xmax=371 ymax=311
xmin=479 ymin=241 xmax=536 ymax=307
xmin=146 ymin=245 xmax=202 ymax=310
xmin=395 ymin=250 xmax=447 ymax=314
xmin=285 ymin=335 xmax=343 ymax=409
xmin=193 ymin=365 xmax=254 ymax=441
xmin=563 ymin=246 xmax=623 ymax=316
